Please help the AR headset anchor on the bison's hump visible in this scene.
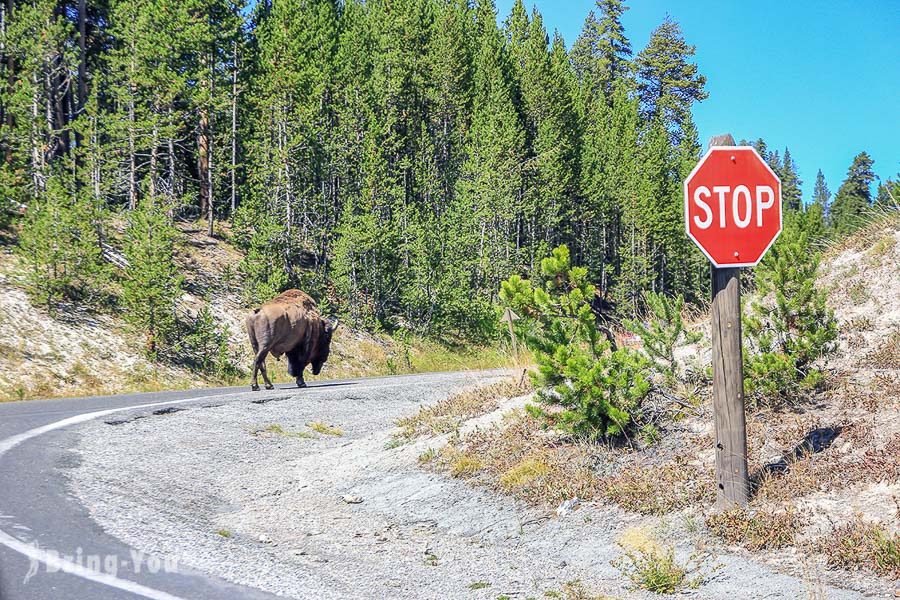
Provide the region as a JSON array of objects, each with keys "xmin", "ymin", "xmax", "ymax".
[{"xmin": 268, "ymin": 289, "xmax": 317, "ymax": 311}]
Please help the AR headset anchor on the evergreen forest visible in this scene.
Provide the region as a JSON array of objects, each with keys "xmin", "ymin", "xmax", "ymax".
[{"xmin": 1, "ymin": 0, "xmax": 895, "ymax": 345}]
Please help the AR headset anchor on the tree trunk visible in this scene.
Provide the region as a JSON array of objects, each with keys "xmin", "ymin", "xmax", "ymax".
[
  {"xmin": 90, "ymin": 115, "xmax": 100, "ymax": 202},
  {"xmin": 167, "ymin": 110, "xmax": 176, "ymax": 204},
  {"xmin": 206, "ymin": 53, "xmax": 214, "ymax": 237},
  {"xmin": 1, "ymin": 0, "xmax": 14, "ymax": 164},
  {"xmin": 149, "ymin": 121, "xmax": 158, "ymax": 197},
  {"xmin": 198, "ymin": 106, "xmax": 210, "ymax": 218},
  {"xmin": 77, "ymin": 0, "xmax": 86, "ymax": 109},
  {"xmin": 31, "ymin": 69, "xmax": 43, "ymax": 192},
  {"xmin": 128, "ymin": 85, "xmax": 137, "ymax": 209},
  {"xmin": 230, "ymin": 40, "xmax": 238, "ymax": 213}
]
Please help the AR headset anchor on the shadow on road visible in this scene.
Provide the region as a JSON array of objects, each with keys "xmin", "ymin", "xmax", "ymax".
[{"xmin": 277, "ymin": 382, "xmax": 359, "ymax": 391}]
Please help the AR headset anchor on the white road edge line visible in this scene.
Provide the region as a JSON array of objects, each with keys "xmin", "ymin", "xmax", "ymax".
[{"xmin": 0, "ymin": 391, "xmax": 253, "ymax": 600}]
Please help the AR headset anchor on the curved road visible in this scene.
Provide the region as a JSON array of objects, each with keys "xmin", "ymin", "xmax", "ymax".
[{"xmin": 0, "ymin": 374, "xmax": 458, "ymax": 600}]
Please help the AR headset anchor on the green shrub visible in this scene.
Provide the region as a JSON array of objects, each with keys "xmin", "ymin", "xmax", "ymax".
[
  {"xmin": 121, "ymin": 198, "xmax": 183, "ymax": 356},
  {"xmin": 744, "ymin": 215, "xmax": 837, "ymax": 406},
  {"xmin": 624, "ymin": 291, "xmax": 700, "ymax": 386},
  {"xmin": 18, "ymin": 174, "xmax": 109, "ymax": 311},
  {"xmin": 500, "ymin": 245, "xmax": 650, "ymax": 439},
  {"xmin": 180, "ymin": 304, "xmax": 242, "ymax": 378}
]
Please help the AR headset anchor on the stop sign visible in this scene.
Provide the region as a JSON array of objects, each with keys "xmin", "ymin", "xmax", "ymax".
[{"xmin": 684, "ymin": 147, "xmax": 782, "ymax": 267}]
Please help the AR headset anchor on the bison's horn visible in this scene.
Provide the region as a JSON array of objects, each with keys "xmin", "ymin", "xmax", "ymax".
[{"xmin": 325, "ymin": 316, "xmax": 340, "ymax": 332}]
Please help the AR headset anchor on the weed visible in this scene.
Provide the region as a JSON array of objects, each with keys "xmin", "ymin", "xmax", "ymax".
[
  {"xmin": 216, "ymin": 529, "xmax": 232, "ymax": 538},
  {"xmin": 846, "ymin": 315, "xmax": 874, "ymax": 332},
  {"xmin": 308, "ymin": 422, "xmax": 343, "ymax": 436},
  {"xmin": 418, "ymin": 448, "xmax": 437, "ymax": 464},
  {"xmin": 383, "ymin": 437, "xmax": 405, "ymax": 449},
  {"xmin": 499, "ymin": 457, "xmax": 550, "ymax": 490},
  {"xmin": 601, "ymin": 460, "xmax": 713, "ymax": 515},
  {"xmin": 556, "ymin": 580, "xmax": 616, "ymax": 599},
  {"xmin": 450, "ymin": 452, "xmax": 483, "ymax": 478},
  {"xmin": 705, "ymin": 507, "xmax": 802, "ymax": 551},
  {"xmin": 639, "ymin": 423, "xmax": 660, "ymax": 445},
  {"xmin": 435, "ymin": 411, "xmax": 601, "ymax": 505},
  {"xmin": 394, "ymin": 377, "xmax": 532, "ymax": 443},
  {"xmin": 260, "ymin": 423, "xmax": 314, "ymax": 439},
  {"xmin": 815, "ymin": 518, "xmax": 900, "ymax": 579},
  {"xmin": 468, "ymin": 581, "xmax": 491, "ymax": 590},
  {"xmin": 424, "ymin": 552, "xmax": 439, "ymax": 566},
  {"xmin": 846, "ymin": 280, "xmax": 869, "ymax": 304},
  {"xmin": 865, "ymin": 328, "xmax": 900, "ymax": 369},
  {"xmin": 613, "ymin": 527, "xmax": 703, "ymax": 594},
  {"xmin": 865, "ymin": 233, "xmax": 896, "ymax": 263}
]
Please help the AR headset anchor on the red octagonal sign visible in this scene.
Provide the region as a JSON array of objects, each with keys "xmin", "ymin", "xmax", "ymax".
[{"xmin": 684, "ymin": 146, "xmax": 782, "ymax": 267}]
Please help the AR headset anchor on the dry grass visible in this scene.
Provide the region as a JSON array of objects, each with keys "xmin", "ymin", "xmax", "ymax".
[
  {"xmin": 256, "ymin": 423, "xmax": 314, "ymax": 439},
  {"xmin": 864, "ymin": 231, "xmax": 897, "ymax": 265},
  {"xmin": 433, "ymin": 410, "xmax": 715, "ymax": 511},
  {"xmin": 813, "ymin": 518, "xmax": 900, "ymax": 580},
  {"xmin": 393, "ymin": 376, "xmax": 532, "ymax": 443},
  {"xmin": 447, "ymin": 450, "xmax": 483, "ymax": 478},
  {"xmin": 498, "ymin": 455, "xmax": 551, "ymax": 490},
  {"xmin": 308, "ymin": 421, "xmax": 343, "ymax": 436},
  {"xmin": 544, "ymin": 580, "xmax": 619, "ymax": 599},
  {"xmin": 824, "ymin": 209, "xmax": 900, "ymax": 257},
  {"xmin": 863, "ymin": 328, "xmax": 900, "ymax": 370},
  {"xmin": 705, "ymin": 507, "xmax": 803, "ymax": 551},
  {"xmin": 601, "ymin": 458, "xmax": 714, "ymax": 515},
  {"xmin": 432, "ymin": 411, "xmax": 602, "ymax": 505}
]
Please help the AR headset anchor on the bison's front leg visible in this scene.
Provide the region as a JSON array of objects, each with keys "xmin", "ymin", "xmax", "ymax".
[{"xmin": 296, "ymin": 363, "xmax": 307, "ymax": 388}]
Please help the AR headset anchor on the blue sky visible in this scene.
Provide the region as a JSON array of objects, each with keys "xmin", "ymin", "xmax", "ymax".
[{"xmin": 497, "ymin": 0, "xmax": 900, "ymax": 203}]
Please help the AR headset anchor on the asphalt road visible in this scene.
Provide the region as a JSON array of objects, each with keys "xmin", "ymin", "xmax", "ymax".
[{"xmin": 0, "ymin": 375, "xmax": 437, "ymax": 600}]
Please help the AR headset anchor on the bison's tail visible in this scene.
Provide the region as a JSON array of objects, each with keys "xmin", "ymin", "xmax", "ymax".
[{"xmin": 246, "ymin": 316, "xmax": 260, "ymax": 353}]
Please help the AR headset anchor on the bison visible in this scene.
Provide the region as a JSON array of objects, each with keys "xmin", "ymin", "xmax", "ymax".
[{"xmin": 245, "ymin": 289, "xmax": 338, "ymax": 391}]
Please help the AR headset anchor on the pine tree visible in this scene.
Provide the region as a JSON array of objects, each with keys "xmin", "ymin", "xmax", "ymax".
[
  {"xmin": 453, "ymin": 0, "xmax": 526, "ymax": 300},
  {"xmin": 623, "ymin": 291, "xmax": 699, "ymax": 386},
  {"xmin": 803, "ymin": 168, "xmax": 831, "ymax": 239},
  {"xmin": 121, "ymin": 198, "xmax": 183, "ymax": 356},
  {"xmin": 580, "ymin": 82, "xmax": 640, "ymax": 296},
  {"xmin": 830, "ymin": 151, "xmax": 876, "ymax": 233},
  {"xmin": 634, "ymin": 16, "xmax": 707, "ymax": 142},
  {"xmin": 239, "ymin": 0, "xmax": 339, "ymax": 299},
  {"xmin": 812, "ymin": 169, "xmax": 831, "ymax": 208},
  {"xmin": 500, "ymin": 245, "xmax": 651, "ymax": 439},
  {"xmin": 507, "ymin": 7, "xmax": 580, "ymax": 265},
  {"xmin": 875, "ymin": 176, "xmax": 899, "ymax": 209},
  {"xmin": 570, "ymin": 0, "xmax": 632, "ymax": 102},
  {"xmin": 744, "ymin": 213, "xmax": 837, "ymax": 405},
  {"xmin": 780, "ymin": 148, "xmax": 802, "ymax": 211},
  {"xmin": 18, "ymin": 172, "xmax": 108, "ymax": 310}
]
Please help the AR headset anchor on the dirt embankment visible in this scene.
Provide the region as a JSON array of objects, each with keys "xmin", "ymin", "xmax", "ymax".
[{"xmin": 0, "ymin": 223, "xmax": 509, "ymax": 401}]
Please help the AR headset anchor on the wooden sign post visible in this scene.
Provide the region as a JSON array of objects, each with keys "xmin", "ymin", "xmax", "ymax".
[{"xmin": 684, "ymin": 133, "xmax": 783, "ymax": 509}]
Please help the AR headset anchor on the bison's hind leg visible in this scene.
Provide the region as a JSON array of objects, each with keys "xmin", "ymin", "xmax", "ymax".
[
  {"xmin": 251, "ymin": 349, "xmax": 274, "ymax": 391},
  {"xmin": 260, "ymin": 359, "xmax": 274, "ymax": 390}
]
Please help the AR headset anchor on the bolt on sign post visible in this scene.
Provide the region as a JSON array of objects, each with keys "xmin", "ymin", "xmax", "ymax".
[{"xmin": 684, "ymin": 134, "xmax": 782, "ymax": 509}]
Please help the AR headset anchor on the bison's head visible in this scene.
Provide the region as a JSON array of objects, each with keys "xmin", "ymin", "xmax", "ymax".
[{"xmin": 311, "ymin": 317, "xmax": 339, "ymax": 375}]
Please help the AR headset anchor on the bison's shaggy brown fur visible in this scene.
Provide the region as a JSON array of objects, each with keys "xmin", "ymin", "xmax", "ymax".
[{"xmin": 245, "ymin": 289, "xmax": 337, "ymax": 390}]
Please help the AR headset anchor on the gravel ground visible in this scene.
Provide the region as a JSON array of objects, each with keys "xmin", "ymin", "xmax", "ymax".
[{"xmin": 69, "ymin": 371, "xmax": 874, "ymax": 599}]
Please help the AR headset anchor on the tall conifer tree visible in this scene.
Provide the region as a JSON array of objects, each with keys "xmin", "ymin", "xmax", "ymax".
[{"xmin": 830, "ymin": 151, "xmax": 875, "ymax": 233}]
